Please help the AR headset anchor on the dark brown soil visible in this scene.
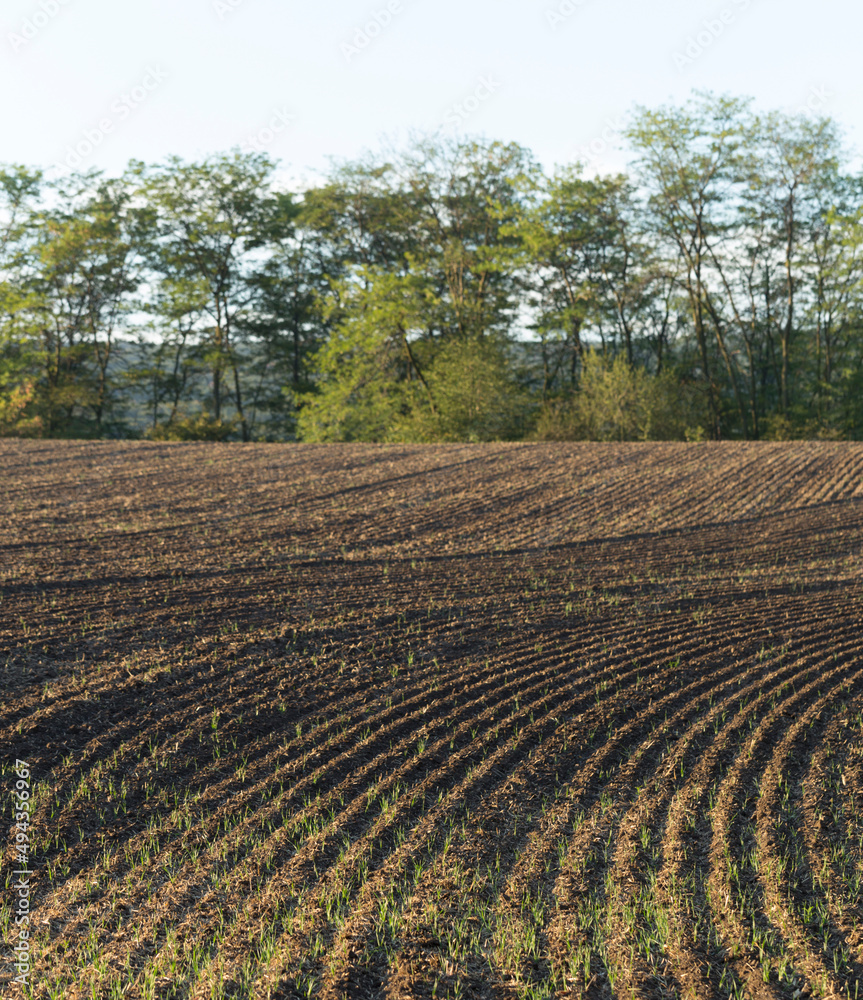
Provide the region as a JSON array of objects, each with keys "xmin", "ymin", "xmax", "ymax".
[{"xmin": 2, "ymin": 440, "xmax": 862, "ymax": 999}]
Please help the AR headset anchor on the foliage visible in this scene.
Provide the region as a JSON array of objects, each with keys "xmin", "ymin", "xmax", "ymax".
[
  {"xmin": 296, "ymin": 269, "xmax": 432, "ymax": 443},
  {"xmin": 2, "ymin": 102, "xmax": 863, "ymax": 442},
  {"xmin": 0, "ymin": 379, "xmax": 42, "ymax": 436},
  {"xmin": 298, "ymin": 137, "xmax": 537, "ymax": 442},
  {"xmin": 145, "ymin": 411, "xmax": 238, "ymax": 442},
  {"xmin": 535, "ymin": 351, "xmax": 708, "ymax": 441},
  {"xmin": 132, "ymin": 153, "xmax": 287, "ymax": 441},
  {"xmin": 397, "ymin": 337, "xmax": 529, "ymax": 442}
]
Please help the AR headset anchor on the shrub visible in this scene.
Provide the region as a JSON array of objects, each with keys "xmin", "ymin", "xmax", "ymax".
[
  {"xmin": 398, "ymin": 338, "xmax": 528, "ymax": 442},
  {"xmin": 534, "ymin": 351, "xmax": 708, "ymax": 441},
  {"xmin": 145, "ymin": 412, "xmax": 238, "ymax": 442},
  {"xmin": 0, "ymin": 381, "xmax": 43, "ymax": 438}
]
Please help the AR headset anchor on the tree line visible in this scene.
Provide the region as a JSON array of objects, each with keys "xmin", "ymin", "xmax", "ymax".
[{"xmin": 2, "ymin": 92, "xmax": 862, "ymax": 443}]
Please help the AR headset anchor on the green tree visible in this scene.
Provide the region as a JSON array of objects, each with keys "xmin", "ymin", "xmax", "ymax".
[
  {"xmin": 2, "ymin": 98, "xmax": 862, "ymax": 443},
  {"xmin": 403, "ymin": 337, "xmax": 527, "ymax": 442},
  {"xmin": 627, "ymin": 92, "xmax": 752, "ymax": 437},
  {"xmin": 0, "ymin": 165, "xmax": 43, "ymax": 435},
  {"xmin": 515, "ymin": 168, "xmax": 675, "ymax": 398},
  {"xmin": 133, "ymin": 152, "xmax": 284, "ymax": 440},
  {"xmin": 1, "ymin": 172, "xmax": 140, "ymax": 436},
  {"xmin": 299, "ymin": 137, "xmax": 536, "ymax": 441},
  {"xmin": 536, "ymin": 351, "xmax": 708, "ymax": 441},
  {"xmin": 244, "ymin": 191, "xmax": 342, "ymax": 438},
  {"xmin": 298, "ymin": 269, "xmax": 434, "ymax": 442}
]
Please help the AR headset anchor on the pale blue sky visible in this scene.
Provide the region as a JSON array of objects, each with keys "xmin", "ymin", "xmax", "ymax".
[{"xmin": 2, "ymin": 0, "xmax": 859, "ymax": 186}]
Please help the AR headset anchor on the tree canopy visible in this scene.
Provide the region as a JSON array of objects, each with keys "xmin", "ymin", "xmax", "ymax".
[{"xmin": 2, "ymin": 93, "xmax": 862, "ymax": 442}]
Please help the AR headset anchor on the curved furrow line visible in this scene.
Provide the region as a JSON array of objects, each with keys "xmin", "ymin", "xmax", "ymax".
[
  {"xmin": 24, "ymin": 697, "xmax": 245, "ymax": 865},
  {"xmin": 29, "ymin": 629, "xmax": 555, "ymax": 886},
  {"xmin": 803, "ymin": 456, "xmax": 846, "ymax": 505},
  {"xmin": 753, "ymin": 675, "xmax": 863, "ymax": 997},
  {"xmin": 465, "ymin": 473, "xmax": 655, "ymax": 548},
  {"xmin": 9, "ymin": 442, "xmax": 863, "ymax": 998},
  {"xmin": 599, "ymin": 651, "xmax": 810, "ymax": 998},
  {"xmin": 636, "ymin": 472, "xmax": 726, "ymax": 532},
  {"xmin": 30, "ymin": 664, "xmax": 509, "ymax": 972},
  {"xmin": 262, "ymin": 737, "xmax": 552, "ymax": 997},
  {"xmin": 796, "ymin": 700, "xmax": 863, "ymax": 975},
  {"xmin": 34, "ymin": 674, "xmax": 506, "ymax": 978},
  {"xmin": 650, "ymin": 641, "xmax": 863, "ymax": 999},
  {"xmin": 804, "ymin": 448, "xmax": 863, "ymax": 504},
  {"xmin": 293, "ymin": 456, "xmax": 487, "ymax": 515},
  {"xmin": 732, "ymin": 447, "xmax": 836, "ymax": 518},
  {"xmin": 19, "ymin": 678, "xmax": 244, "ymax": 808},
  {"xmin": 547, "ymin": 644, "xmax": 826, "ymax": 998},
  {"xmin": 166, "ymin": 644, "xmax": 686, "ymax": 994},
  {"xmin": 774, "ymin": 448, "xmax": 842, "ymax": 507},
  {"xmin": 323, "ymin": 649, "xmax": 716, "ymax": 997},
  {"xmin": 183, "ymin": 672, "xmax": 614, "ymax": 995},
  {"xmin": 660, "ymin": 447, "xmax": 787, "ymax": 527},
  {"xmin": 387, "ymin": 685, "xmax": 690, "ymax": 995},
  {"xmin": 802, "ymin": 449, "xmax": 854, "ymax": 502},
  {"xmin": 202, "ymin": 631, "xmax": 751, "ymax": 996},
  {"xmin": 107, "ymin": 648, "xmax": 635, "ymax": 991},
  {"xmin": 476, "ymin": 646, "xmax": 804, "ymax": 994},
  {"xmin": 827, "ymin": 707, "xmax": 863, "ymax": 936},
  {"xmin": 706, "ymin": 654, "xmax": 863, "ymax": 999},
  {"xmin": 22, "ymin": 653, "xmax": 331, "ymax": 829},
  {"xmin": 333, "ymin": 469, "xmax": 559, "ymax": 551},
  {"xmin": 619, "ymin": 635, "xmax": 863, "ymax": 999},
  {"xmin": 733, "ymin": 446, "xmax": 818, "ymax": 511}
]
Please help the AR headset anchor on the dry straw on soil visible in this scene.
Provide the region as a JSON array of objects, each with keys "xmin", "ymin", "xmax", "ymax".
[{"xmin": 2, "ymin": 440, "xmax": 863, "ymax": 999}]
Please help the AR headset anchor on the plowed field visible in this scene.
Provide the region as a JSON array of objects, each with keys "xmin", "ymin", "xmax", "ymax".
[{"xmin": 2, "ymin": 440, "xmax": 863, "ymax": 1000}]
